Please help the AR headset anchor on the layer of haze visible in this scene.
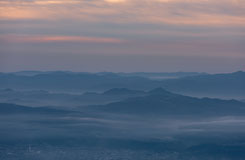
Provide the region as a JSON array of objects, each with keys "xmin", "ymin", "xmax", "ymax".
[{"xmin": 0, "ymin": 0, "xmax": 245, "ymax": 72}]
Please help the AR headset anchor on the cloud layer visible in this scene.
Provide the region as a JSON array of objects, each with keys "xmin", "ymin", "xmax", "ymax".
[
  {"xmin": 0, "ymin": 0, "xmax": 244, "ymax": 72},
  {"xmin": 1, "ymin": 0, "xmax": 244, "ymax": 26}
]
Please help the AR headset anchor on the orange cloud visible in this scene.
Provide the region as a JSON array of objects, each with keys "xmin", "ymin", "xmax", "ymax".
[
  {"xmin": 0, "ymin": 34, "xmax": 123, "ymax": 44},
  {"xmin": 105, "ymin": 0, "xmax": 126, "ymax": 3}
]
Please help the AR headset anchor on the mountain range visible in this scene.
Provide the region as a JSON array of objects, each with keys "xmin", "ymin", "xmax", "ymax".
[
  {"xmin": 1, "ymin": 86, "xmax": 245, "ymax": 160},
  {"xmin": 84, "ymin": 88, "xmax": 245, "ymax": 117},
  {"xmin": 0, "ymin": 71, "xmax": 244, "ymax": 99}
]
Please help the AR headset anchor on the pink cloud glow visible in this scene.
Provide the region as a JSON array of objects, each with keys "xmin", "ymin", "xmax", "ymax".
[{"xmin": 0, "ymin": 34, "xmax": 123, "ymax": 44}]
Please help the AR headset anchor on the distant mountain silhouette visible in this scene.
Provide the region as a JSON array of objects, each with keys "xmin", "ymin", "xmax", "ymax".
[
  {"xmin": 0, "ymin": 71, "xmax": 244, "ymax": 98},
  {"xmin": 11, "ymin": 71, "xmax": 206, "ymax": 79},
  {"xmin": 0, "ymin": 103, "xmax": 69, "ymax": 114},
  {"xmin": 0, "ymin": 88, "xmax": 146, "ymax": 107},
  {"xmin": 160, "ymin": 71, "xmax": 245, "ymax": 98},
  {"xmin": 115, "ymin": 72, "xmax": 207, "ymax": 80},
  {"xmin": 0, "ymin": 72, "xmax": 152, "ymax": 91},
  {"xmin": 90, "ymin": 88, "xmax": 245, "ymax": 116}
]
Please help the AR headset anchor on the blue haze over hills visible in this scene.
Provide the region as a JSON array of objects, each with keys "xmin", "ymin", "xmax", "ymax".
[
  {"xmin": 0, "ymin": 71, "xmax": 244, "ymax": 99},
  {"xmin": 0, "ymin": 71, "xmax": 245, "ymax": 160}
]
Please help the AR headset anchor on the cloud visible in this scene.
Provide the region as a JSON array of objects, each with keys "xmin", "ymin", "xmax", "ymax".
[
  {"xmin": 0, "ymin": 0, "xmax": 244, "ymax": 26},
  {"xmin": 105, "ymin": 0, "xmax": 126, "ymax": 3},
  {"xmin": 0, "ymin": 34, "xmax": 124, "ymax": 44},
  {"xmin": 178, "ymin": 116, "xmax": 245, "ymax": 133},
  {"xmin": 0, "ymin": 0, "xmax": 244, "ymax": 73},
  {"xmin": 34, "ymin": 0, "xmax": 80, "ymax": 5}
]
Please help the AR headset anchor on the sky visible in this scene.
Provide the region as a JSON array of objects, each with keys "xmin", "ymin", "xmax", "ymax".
[{"xmin": 0, "ymin": 0, "xmax": 244, "ymax": 73}]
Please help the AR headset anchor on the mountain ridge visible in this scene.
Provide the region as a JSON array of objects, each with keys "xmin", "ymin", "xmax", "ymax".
[{"xmin": 88, "ymin": 88, "xmax": 245, "ymax": 116}]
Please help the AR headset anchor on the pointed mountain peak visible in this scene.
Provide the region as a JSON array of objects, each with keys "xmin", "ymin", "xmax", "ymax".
[{"xmin": 233, "ymin": 71, "xmax": 245, "ymax": 75}]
